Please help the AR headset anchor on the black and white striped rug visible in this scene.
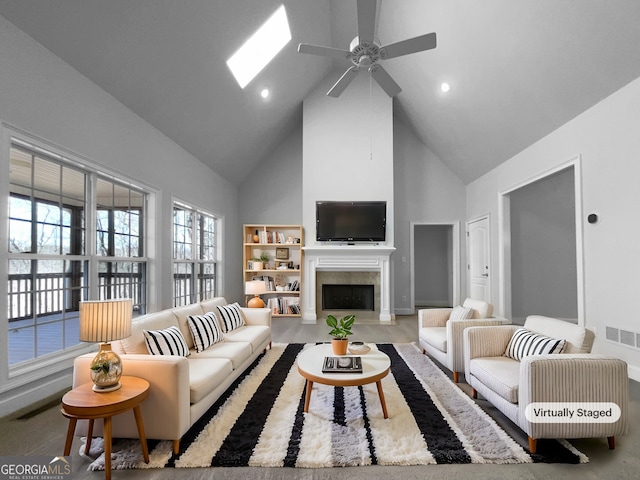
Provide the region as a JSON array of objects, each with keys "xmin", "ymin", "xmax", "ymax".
[{"xmin": 82, "ymin": 343, "xmax": 587, "ymax": 470}]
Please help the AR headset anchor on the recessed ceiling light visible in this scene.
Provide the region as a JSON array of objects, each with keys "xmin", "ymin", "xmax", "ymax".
[
  {"xmin": 440, "ymin": 82, "xmax": 451, "ymax": 93},
  {"xmin": 226, "ymin": 5, "xmax": 291, "ymax": 89},
  {"xmin": 260, "ymin": 88, "xmax": 270, "ymax": 99}
]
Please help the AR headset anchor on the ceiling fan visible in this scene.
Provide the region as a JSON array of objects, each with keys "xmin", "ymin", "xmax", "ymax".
[{"xmin": 298, "ymin": 0, "xmax": 437, "ymax": 98}]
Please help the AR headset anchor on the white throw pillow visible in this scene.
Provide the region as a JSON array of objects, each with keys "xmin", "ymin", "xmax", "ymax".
[
  {"xmin": 449, "ymin": 305, "xmax": 473, "ymax": 321},
  {"xmin": 215, "ymin": 302, "xmax": 245, "ymax": 332},
  {"xmin": 187, "ymin": 312, "xmax": 223, "ymax": 353},
  {"xmin": 143, "ymin": 326, "xmax": 190, "ymax": 357},
  {"xmin": 504, "ymin": 327, "xmax": 566, "ymax": 361}
]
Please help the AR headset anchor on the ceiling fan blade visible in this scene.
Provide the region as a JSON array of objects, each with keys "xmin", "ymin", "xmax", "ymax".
[
  {"xmin": 369, "ymin": 64, "xmax": 401, "ymax": 97},
  {"xmin": 327, "ymin": 66, "xmax": 359, "ymax": 97},
  {"xmin": 357, "ymin": 0, "xmax": 377, "ymax": 44},
  {"xmin": 380, "ymin": 32, "xmax": 437, "ymax": 60},
  {"xmin": 298, "ymin": 43, "xmax": 351, "ymax": 61}
]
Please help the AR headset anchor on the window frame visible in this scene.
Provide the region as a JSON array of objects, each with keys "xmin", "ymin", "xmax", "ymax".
[
  {"xmin": 172, "ymin": 199, "xmax": 222, "ymax": 307},
  {"xmin": 1, "ymin": 125, "xmax": 155, "ymax": 390}
]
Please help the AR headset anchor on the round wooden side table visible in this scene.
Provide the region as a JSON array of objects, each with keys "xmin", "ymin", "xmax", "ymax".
[{"xmin": 61, "ymin": 376, "xmax": 150, "ymax": 480}]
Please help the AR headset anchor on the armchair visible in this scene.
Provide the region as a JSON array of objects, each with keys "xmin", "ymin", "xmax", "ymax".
[
  {"xmin": 418, "ymin": 298, "xmax": 508, "ymax": 382},
  {"xmin": 463, "ymin": 315, "xmax": 628, "ymax": 453}
]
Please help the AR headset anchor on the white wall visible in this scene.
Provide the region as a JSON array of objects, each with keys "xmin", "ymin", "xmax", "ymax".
[
  {"xmin": 467, "ymin": 75, "xmax": 640, "ymax": 380},
  {"xmin": 0, "ymin": 15, "xmax": 240, "ymax": 416},
  {"xmin": 302, "ymin": 71, "xmax": 394, "ymax": 247},
  {"xmin": 393, "ymin": 120, "xmax": 467, "ymax": 313},
  {"xmin": 239, "ymin": 124, "xmax": 302, "ymax": 226}
]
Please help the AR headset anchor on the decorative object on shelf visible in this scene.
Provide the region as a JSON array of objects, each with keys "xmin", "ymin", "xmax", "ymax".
[
  {"xmin": 79, "ymin": 298, "xmax": 133, "ymax": 392},
  {"xmin": 250, "ymin": 251, "xmax": 270, "ymax": 271},
  {"xmin": 276, "ymin": 247, "xmax": 289, "ymax": 260},
  {"xmin": 348, "ymin": 341, "xmax": 371, "ymax": 355},
  {"xmin": 246, "ymin": 280, "xmax": 267, "ymax": 308},
  {"xmin": 326, "ymin": 314, "xmax": 355, "ymax": 355},
  {"xmin": 253, "ymin": 229, "xmax": 260, "ymax": 243}
]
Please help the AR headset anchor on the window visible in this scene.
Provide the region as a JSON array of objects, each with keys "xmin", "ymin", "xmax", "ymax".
[
  {"xmin": 7, "ymin": 142, "xmax": 148, "ymax": 368},
  {"xmin": 173, "ymin": 202, "xmax": 218, "ymax": 306}
]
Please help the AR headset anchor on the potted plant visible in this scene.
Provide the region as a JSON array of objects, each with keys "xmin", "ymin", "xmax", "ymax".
[
  {"xmin": 250, "ymin": 251, "xmax": 270, "ymax": 271},
  {"xmin": 326, "ymin": 314, "xmax": 355, "ymax": 355}
]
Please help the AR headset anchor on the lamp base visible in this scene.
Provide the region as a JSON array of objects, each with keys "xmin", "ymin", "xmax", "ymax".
[
  {"xmin": 247, "ymin": 295, "xmax": 265, "ymax": 308},
  {"xmin": 92, "ymin": 382, "xmax": 122, "ymax": 393},
  {"xmin": 89, "ymin": 343, "xmax": 123, "ymax": 393}
]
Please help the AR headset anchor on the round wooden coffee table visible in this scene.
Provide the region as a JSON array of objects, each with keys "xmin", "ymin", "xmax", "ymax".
[
  {"xmin": 297, "ymin": 343, "xmax": 391, "ymax": 418},
  {"xmin": 61, "ymin": 376, "xmax": 150, "ymax": 480}
]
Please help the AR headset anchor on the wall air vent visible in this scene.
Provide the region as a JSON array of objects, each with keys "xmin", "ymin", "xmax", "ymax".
[{"xmin": 605, "ymin": 325, "xmax": 639, "ymax": 350}]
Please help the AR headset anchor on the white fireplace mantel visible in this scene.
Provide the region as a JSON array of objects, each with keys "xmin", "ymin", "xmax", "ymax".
[{"xmin": 301, "ymin": 245, "xmax": 396, "ymax": 323}]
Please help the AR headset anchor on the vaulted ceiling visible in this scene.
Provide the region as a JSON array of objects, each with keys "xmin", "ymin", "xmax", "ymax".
[{"xmin": 2, "ymin": 0, "xmax": 640, "ymax": 185}]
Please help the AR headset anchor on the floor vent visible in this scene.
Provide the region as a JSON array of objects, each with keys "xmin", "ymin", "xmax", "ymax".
[{"xmin": 605, "ymin": 325, "xmax": 639, "ymax": 350}]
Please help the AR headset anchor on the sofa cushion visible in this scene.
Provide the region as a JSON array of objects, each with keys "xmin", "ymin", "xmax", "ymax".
[
  {"xmin": 190, "ymin": 341, "xmax": 253, "ymax": 369},
  {"xmin": 117, "ymin": 310, "xmax": 178, "ymax": 354},
  {"xmin": 504, "ymin": 327, "xmax": 566, "ymax": 361},
  {"xmin": 419, "ymin": 326, "xmax": 447, "ymax": 352},
  {"xmin": 143, "ymin": 326, "xmax": 190, "ymax": 357},
  {"xmin": 462, "ymin": 298, "xmax": 493, "ymax": 319},
  {"xmin": 470, "ymin": 356, "xmax": 521, "ymax": 404},
  {"xmin": 171, "ymin": 303, "xmax": 205, "ymax": 350},
  {"xmin": 449, "ymin": 305, "xmax": 473, "ymax": 321},
  {"xmin": 188, "ymin": 358, "xmax": 234, "ymax": 404},
  {"xmin": 223, "ymin": 325, "xmax": 271, "ymax": 352},
  {"xmin": 187, "ymin": 312, "xmax": 224, "ymax": 353},
  {"xmin": 199, "ymin": 297, "xmax": 228, "ymax": 312},
  {"xmin": 215, "ymin": 303, "xmax": 245, "ymax": 332}
]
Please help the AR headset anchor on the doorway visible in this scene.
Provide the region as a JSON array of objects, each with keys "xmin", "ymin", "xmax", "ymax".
[
  {"xmin": 499, "ymin": 159, "xmax": 584, "ymax": 324},
  {"xmin": 411, "ymin": 222, "xmax": 460, "ymax": 311},
  {"xmin": 467, "ymin": 215, "xmax": 491, "ymax": 304}
]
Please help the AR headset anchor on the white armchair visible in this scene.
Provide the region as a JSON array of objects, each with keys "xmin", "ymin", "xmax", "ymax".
[
  {"xmin": 463, "ymin": 315, "xmax": 628, "ymax": 453},
  {"xmin": 418, "ymin": 298, "xmax": 508, "ymax": 382}
]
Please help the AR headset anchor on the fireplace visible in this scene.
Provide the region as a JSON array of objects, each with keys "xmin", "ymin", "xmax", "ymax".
[
  {"xmin": 322, "ymin": 284, "xmax": 375, "ymax": 311},
  {"xmin": 301, "ymin": 245, "xmax": 395, "ymax": 323}
]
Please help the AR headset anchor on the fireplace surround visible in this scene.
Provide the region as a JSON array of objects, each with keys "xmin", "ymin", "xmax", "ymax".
[{"xmin": 302, "ymin": 245, "xmax": 395, "ymax": 323}]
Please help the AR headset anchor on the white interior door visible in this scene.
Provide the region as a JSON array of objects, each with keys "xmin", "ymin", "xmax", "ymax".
[{"xmin": 468, "ymin": 216, "xmax": 491, "ymax": 303}]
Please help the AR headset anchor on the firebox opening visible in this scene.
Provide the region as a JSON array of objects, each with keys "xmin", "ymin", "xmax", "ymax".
[{"xmin": 322, "ymin": 284, "xmax": 375, "ymax": 311}]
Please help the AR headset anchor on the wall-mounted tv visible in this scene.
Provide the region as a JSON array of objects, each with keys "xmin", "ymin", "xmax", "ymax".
[{"xmin": 316, "ymin": 201, "xmax": 386, "ymax": 242}]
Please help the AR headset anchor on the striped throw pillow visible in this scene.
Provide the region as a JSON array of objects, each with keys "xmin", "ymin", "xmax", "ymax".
[
  {"xmin": 449, "ymin": 305, "xmax": 473, "ymax": 321},
  {"xmin": 143, "ymin": 326, "xmax": 190, "ymax": 357},
  {"xmin": 216, "ymin": 302, "xmax": 245, "ymax": 332},
  {"xmin": 504, "ymin": 328, "xmax": 566, "ymax": 361},
  {"xmin": 187, "ymin": 312, "xmax": 223, "ymax": 353}
]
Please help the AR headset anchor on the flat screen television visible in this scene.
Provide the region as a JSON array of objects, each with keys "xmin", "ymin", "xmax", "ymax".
[{"xmin": 316, "ymin": 201, "xmax": 386, "ymax": 242}]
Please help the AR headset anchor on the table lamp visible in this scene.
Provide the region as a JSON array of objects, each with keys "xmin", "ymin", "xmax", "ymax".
[
  {"xmin": 245, "ymin": 280, "xmax": 267, "ymax": 308},
  {"xmin": 79, "ymin": 299, "xmax": 132, "ymax": 392}
]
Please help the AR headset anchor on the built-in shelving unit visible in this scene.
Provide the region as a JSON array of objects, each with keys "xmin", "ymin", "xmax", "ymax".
[{"xmin": 243, "ymin": 224, "xmax": 303, "ymax": 317}]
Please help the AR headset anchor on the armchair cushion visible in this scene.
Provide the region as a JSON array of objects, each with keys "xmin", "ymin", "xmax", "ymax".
[
  {"xmin": 469, "ymin": 356, "xmax": 520, "ymax": 403},
  {"xmin": 420, "ymin": 326, "xmax": 447, "ymax": 351},
  {"xmin": 504, "ymin": 328, "xmax": 566, "ymax": 361}
]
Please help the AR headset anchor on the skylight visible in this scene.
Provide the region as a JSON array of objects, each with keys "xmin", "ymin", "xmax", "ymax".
[{"xmin": 226, "ymin": 5, "xmax": 291, "ymax": 89}]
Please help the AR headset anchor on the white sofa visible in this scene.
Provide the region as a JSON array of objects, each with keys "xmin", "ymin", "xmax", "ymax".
[
  {"xmin": 418, "ymin": 298, "xmax": 509, "ymax": 382},
  {"xmin": 464, "ymin": 315, "xmax": 628, "ymax": 453},
  {"xmin": 72, "ymin": 297, "xmax": 271, "ymax": 454}
]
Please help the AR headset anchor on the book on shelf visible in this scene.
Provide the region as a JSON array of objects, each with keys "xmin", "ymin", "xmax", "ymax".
[
  {"xmin": 252, "ymin": 275, "xmax": 274, "ymax": 291},
  {"xmin": 322, "ymin": 356, "xmax": 363, "ymax": 373},
  {"xmin": 267, "ymin": 296, "xmax": 300, "ymax": 315}
]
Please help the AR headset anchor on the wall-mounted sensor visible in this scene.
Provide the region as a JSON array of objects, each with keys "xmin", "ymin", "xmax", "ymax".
[{"xmin": 587, "ymin": 213, "xmax": 598, "ymax": 224}]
